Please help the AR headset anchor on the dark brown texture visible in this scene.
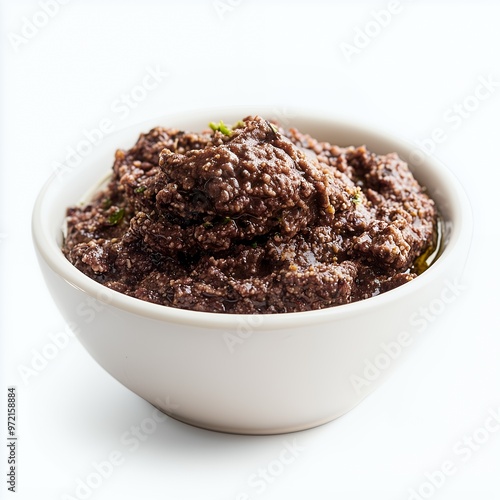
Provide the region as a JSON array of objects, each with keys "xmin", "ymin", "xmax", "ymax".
[{"xmin": 63, "ymin": 116, "xmax": 437, "ymax": 313}]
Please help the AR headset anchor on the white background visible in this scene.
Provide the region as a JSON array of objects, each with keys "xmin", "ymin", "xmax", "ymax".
[{"xmin": 1, "ymin": 1, "xmax": 500, "ymax": 499}]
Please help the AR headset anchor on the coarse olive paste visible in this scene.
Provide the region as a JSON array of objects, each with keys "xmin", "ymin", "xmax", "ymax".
[{"xmin": 62, "ymin": 116, "xmax": 438, "ymax": 313}]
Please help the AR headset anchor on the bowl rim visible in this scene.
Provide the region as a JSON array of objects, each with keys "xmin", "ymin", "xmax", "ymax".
[{"xmin": 32, "ymin": 106, "xmax": 473, "ymax": 331}]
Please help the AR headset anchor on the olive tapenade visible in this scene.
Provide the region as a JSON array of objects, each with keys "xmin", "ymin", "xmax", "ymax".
[{"xmin": 62, "ymin": 116, "xmax": 438, "ymax": 314}]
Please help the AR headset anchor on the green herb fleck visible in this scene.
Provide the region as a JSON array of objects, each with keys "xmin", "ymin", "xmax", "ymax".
[
  {"xmin": 233, "ymin": 120, "xmax": 245, "ymax": 129},
  {"xmin": 223, "ymin": 216, "xmax": 232, "ymax": 224},
  {"xmin": 135, "ymin": 185, "xmax": 146, "ymax": 194},
  {"xmin": 351, "ymin": 193, "xmax": 362, "ymax": 205},
  {"xmin": 209, "ymin": 120, "xmax": 233, "ymax": 136},
  {"xmin": 108, "ymin": 208, "xmax": 125, "ymax": 225},
  {"xmin": 203, "ymin": 221, "xmax": 213, "ymax": 229},
  {"xmin": 267, "ymin": 121, "xmax": 279, "ymax": 134},
  {"xmin": 251, "ymin": 241, "xmax": 258, "ymax": 249}
]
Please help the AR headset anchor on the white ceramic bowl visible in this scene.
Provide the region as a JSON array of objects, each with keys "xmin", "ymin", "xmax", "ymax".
[{"xmin": 32, "ymin": 107, "xmax": 472, "ymax": 434}]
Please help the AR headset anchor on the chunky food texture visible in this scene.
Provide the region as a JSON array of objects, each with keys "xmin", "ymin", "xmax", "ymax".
[{"xmin": 63, "ymin": 116, "xmax": 438, "ymax": 313}]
